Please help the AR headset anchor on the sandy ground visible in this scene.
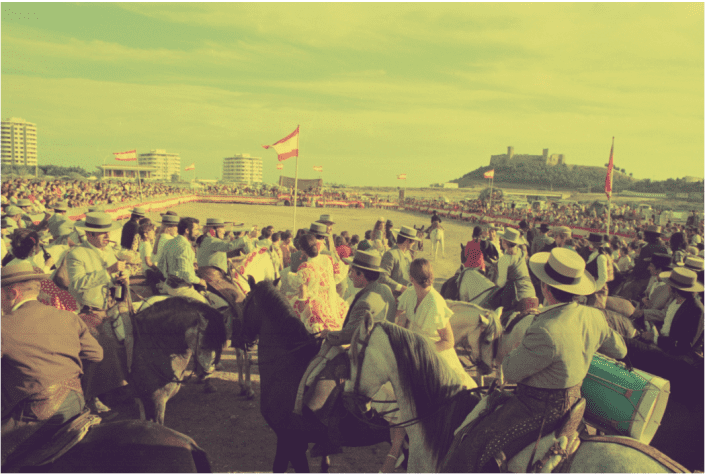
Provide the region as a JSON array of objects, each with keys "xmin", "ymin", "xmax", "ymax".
[{"xmin": 112, "ymin": 201, "xmax": 467, "ymax": 473}]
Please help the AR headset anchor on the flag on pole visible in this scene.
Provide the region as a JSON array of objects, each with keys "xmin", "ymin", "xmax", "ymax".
[
  {"xmin": 276, "ymin": 163, "xmax": 284, "ymax": 170},
  {"xmin": 262, "ymin": 126, "xmax": 299, "ymax": 162},
  {"xmin": 483, "ymin": 169, "xmax": 495, "ymax": 179},
  {"xmin": 605, "ymin": 137, "xmax": 615, "ymax": 199},
  {"xmin": 313, "ymin": 166, "xmax": 323, "ymax": 172},
  {"xmin": 113, "ymin": 149, "xmax": 137, "ymax": 161},
  {"xmin": 185, "ymin": 163, "xmax": 195, "ymax": 171},
  {"xmin": 397, "ymin": 174, "xmax": 407, "ymax": 180}
]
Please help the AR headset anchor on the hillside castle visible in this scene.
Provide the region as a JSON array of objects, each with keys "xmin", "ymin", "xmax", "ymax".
[{"xmin": 490, "ymin": 146, "xmax": 565, "ymax": 168}]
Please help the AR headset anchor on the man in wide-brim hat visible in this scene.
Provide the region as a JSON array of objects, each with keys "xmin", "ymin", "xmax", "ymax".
[
  {"xmin": 621, "ymin": 224, "xmax": 668, "ymax": 301},
  {"xmin": 65, "ymin": 212, "xmax": 129, "ymax": 414},
  {"xmin": 494, "ymin": 227, "xmax": 537, "ymax": 313},
  {"xmin": 378, "ymin": 225, "xmax": 421, "ymax": 296},
  {"xmin": 196, "ymin": 217, "xmax": 256, "ymax": 275},
  {"xmin": 442, "ymin": 247, "xmax": 627, "ymax": 473},
  {"xmin": 120, "ymin": 206, "xmax": 146, "ymax": 250},
  {"xmin": 1, "ymin": 260, "xmax": 103, "ymax": 460}
]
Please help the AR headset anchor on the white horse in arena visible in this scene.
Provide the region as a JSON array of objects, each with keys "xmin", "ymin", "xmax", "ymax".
[{"xmin": 430, "ymin": 224, "xmax": 445, "ymax": 259}]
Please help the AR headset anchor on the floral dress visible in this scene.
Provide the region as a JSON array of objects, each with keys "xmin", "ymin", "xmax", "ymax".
[
  {"xmin": 398, "ymin": 288, "xmax": 474, "ymax": 389},
  {"xmin": 286, "ymin": 254, "xmax": 349, "ymax": 334}
]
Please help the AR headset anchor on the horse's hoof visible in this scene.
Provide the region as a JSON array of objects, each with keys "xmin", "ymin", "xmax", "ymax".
[{"xmin": 203, "ymin": 380, "xmax": 217, "ymax": 393}]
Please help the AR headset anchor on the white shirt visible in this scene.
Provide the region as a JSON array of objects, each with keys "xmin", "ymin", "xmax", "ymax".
[
  {"xmin": 139, "ymin": 240, "xmax": 154, "ymax": 273},
  {"xmin": 660, "ymin": 298, "xmax": 683, "ymax": 338}
]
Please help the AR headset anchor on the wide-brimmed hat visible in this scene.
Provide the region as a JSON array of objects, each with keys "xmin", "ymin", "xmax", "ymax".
[
  {"xmin": 344, "ymin": 250, "xmax": 386, "ymax": 273},
  {"xmin": 16, "ymin": 199, "xmax": 32, "ymax": 207},
  {"xmin": 644, "ymin": 225, "xmax": 662, "ymax": 235},
  {"xmin": 671, "ymin": 256, "xmax": 705, "ymax": 273},
  {"xmin": 87, "ymin": 205, "xmax": 104, "ymax": 212},
  {"xmin": 52, "ymin": 201, "xmax": 69, "ymax": 211},
  {"xmin": 2, "ymin": 261, "xmax": 49, "ymax": 287},
  {"xmin": 587, "ymin": 233, "xmax": 604, "ymax": 244},
  {"xmin": 658, "ymin": 267, "xmax": 704, "ymax": 293},
  {"xmin": 498, "ymin": 227, "xmax": 526, "ymax": 246},
  {"xmin": 539, "ymin": 223, "xmax": 551, "ymax": 233},
  {"xmin": 73, "ymin": 212, "xmax": 121, "ymax": 232},
  {"xmin": 529, "ymin": 248, "xmax": 596, "ymax": 296},
  {"xmin": 130, "ymin": 206, "xmax": 146, "ymax": 217},
  {"xmin": 161, "ymin": 214, "xmax": 179, "ymax": 225},
  {"xmin": 309, "ymin": 222, "xmax": 329, "ymax": 237},
  {"xmin": 645, "ymin": 253, "xmax": 672, "ymax": 269},
  {"xmin": 4, "ymin": 205, "xmax": 21, "ymax": 216},
  {"xmin": 316, "ymin": 214, "xmax": 335, "ymax": 225},
  {"xmin": 553, "ymin": 226, "xmax": 572, "ymax": 237},
  {"xmin": 206, "ymin": 218, "xmax": 226, "ymax": 227},
  {"xmin": 396, "ymin": 225, "xmax": 421, "ymax": 241}
]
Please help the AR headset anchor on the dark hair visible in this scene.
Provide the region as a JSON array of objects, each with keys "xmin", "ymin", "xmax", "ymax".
[
  {"xmin": 472, "ymin": 226, "xmax": 482, "ymax": 239},
  {"xmin": 261, "ymin": 227, "xmax": 272, "ymax": 239},
  {"xmin": 178, "ymin": 217, "xmax": 199, "ymax": 235},
  {"xmin": 364, "ymin": 230, "xmax": 372, "ymax": 240},
  {"xmin": 544, "ymin": 283, "xmax": 576, "ymax": 303},
  {"xmin": 281, "ymin": 230, "xmax": 292, "ymax": 242},
  {"xmin": 409, "ymin": 258, "xmax": 433, "ymax": 288},
  {"xmin": 335, "ymin": 236, "xmax": 344, "ymax": 247},
  {"xmin": 355, "ymin": 266, "xmax": 381, "ymax": 282},
  {"xmin": 300, "ymin": 234, "xmax": 319, "ymax": 258},
  {"xmin": 643, "ymin": 231, "xmax": 660, "ymax": 244},
  {"xmin": 397, "ymin": 234, "xmax": 408, "ymax": 245},
  {"xmin": 195, "ymin": 234, "xmax": 206, "ymax": 247},
  {"xmin": 271, "ymin": 232, "xmax": 281, "ymax": 243},
  {"xmin": 138, "ymin": 222, "xmax": 155, "ymax": 239},
  {"xmin": 350, "ymin": 234, "xmax": 360, "ymax": 245},
  {"xmin": 138, "ymin": 217, "xmax": 152, "ymax": 226},
  {"xmin": 629, "ymin": 241, "xmax": 640, "ymax": 250},
  {"xmin": 11, "ymin": 229, "xmax": 39, "ymax": 260},
  {"xmin": 670, "ymin": 232, "xmax": 687, "ymax": 253}
]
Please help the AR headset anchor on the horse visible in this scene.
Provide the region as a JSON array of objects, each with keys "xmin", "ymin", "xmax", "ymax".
[
  {"xmin": 4, "ymin": 419, "xmax": 212, "ymax": 472},
  {"xmin": 232, "ymin": 278, "xmax": 390, "ymax": 473},
  {"xmin": 453, "ymin": 306, "xmax": 701, "ymax": 471},
  {"xmin": 231, "ymin": 247, "xmax": 279, "ymax": 285},
  {"xmin": 430, "ymin": 225, "xmax": 445, "ymax": 259},
  {"xmin": 412, "ymin": 225, "xmax": 426, "ymax": 252},
  {"xmin": 129, "ymin": 297, "xmax": 228, "ymax": 425},
  {"xmin": 345, "ymin": 317, "xmax": 690, "ymax": 473},
  {"xmin": 440, "ymin": 267, "xmax": 500, "ymax": 308}
]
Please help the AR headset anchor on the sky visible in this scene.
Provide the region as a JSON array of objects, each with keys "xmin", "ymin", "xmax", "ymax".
[{"xmin": 2, "ymin": 2, "xmax": 703, "ymax": 187}]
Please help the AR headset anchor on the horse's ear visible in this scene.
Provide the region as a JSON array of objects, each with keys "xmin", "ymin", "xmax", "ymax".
[
  {"xmin": 247, "ymin": 275, "xmax": 257, "ymax": 289},
  {"xmin": 273, "ymin": 277, "xmax": 281, "ymax": 287},
  {"xmin": 479, "ymin": 312, "xmax": 490, "ymax": 328}
]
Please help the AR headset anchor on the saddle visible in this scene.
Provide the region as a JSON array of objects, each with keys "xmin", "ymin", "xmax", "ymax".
[
  {"xmin": 4, "ymin": 408, "xmax": 102, "ymax": 471},
  {"xmin": 293, "ymin": 346, "xmax": 349, "ymax": 416}
]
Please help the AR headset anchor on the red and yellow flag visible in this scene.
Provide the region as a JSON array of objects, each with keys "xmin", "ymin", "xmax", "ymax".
[
  {"xmin": 262, "ymin": 126, "xmax": 299, "ymax": 162},
  {"xmin": 605, "ymin": 137, "xmax": 615, "ymax": 199},
  {"xmin": 483, "ymin": 169, "xmax": 495, "ymax": 179}
]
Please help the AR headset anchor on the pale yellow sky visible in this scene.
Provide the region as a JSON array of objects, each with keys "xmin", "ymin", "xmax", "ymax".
[{"xmin": 2, "ymin": 3, "xmax": 703, "ymax": 186}]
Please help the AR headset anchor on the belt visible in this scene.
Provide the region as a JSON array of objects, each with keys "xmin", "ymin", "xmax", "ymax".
[{"xmin": 516, "ymin": 383, "xmax": 582, "ymax": 402}]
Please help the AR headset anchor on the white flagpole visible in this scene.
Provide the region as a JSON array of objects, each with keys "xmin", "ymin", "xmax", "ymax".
[
  {"xmin": 293, "ymin": 131, "xmax": 299, "ymax": 231},
  {"xmin": 136, "ymin": 151, "xmax": 144, "ymax": 202}
]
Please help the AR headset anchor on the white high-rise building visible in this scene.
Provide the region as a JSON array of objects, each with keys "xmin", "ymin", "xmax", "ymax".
[
  {"xmin": 138, "ymin": 149, "xmax": 181, "ymax": 181},
  {"xmin": 222, "ymin": 154, "xmax": 263, "ymax": 184},
  {"xmin": 1, "ymin": 117, "xmax": 38, "ymax": 172}
]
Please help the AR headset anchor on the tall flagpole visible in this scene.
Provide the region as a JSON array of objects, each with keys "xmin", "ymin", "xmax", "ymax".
[
  {"xmin": 136, "ymin": 151, "xmax": 144, "ymax": 202},
  {"xmin": 606, "ymin": 137, "xmax": 614, "ymax": 238},
  {"xmin": 488, "ymin": 175, "xmax": 494, "ymax": 215},
  {"xmin": 293, "ymin": 129, "xmax": 299, "ymax": 231}
]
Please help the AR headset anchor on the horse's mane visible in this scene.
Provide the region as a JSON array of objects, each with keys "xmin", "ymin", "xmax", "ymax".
[
  {"xmin": 250, "ymin": 281, "xmax": 314, "ymax": 343},
  {"xmin": 377, "ymin": 322, "xmax": 480, "ymax": 469},
  {"xmin": 138, "ymin": 297, "xmax": 227, "ymax": 351}
]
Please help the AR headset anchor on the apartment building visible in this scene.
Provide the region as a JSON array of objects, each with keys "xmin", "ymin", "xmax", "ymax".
[
  {"xmin": 138, "ymin": 149, "xmax": 181, "ymax": 181},
  {"xmin": 1, "ymin": 117, "xmax": 38, "ymax": 172},
  {"xmin": 223, "ymin": 153, "xmax": 263, "ymax": 184}
]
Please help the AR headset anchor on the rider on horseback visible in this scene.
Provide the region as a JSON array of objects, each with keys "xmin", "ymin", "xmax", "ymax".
[{"xmin": 441, "ymin": 248, "xmax": 627, "ymax": 473}]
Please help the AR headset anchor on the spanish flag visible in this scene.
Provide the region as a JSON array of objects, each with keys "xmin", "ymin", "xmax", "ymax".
[
  {"xmin": 262, "ymin": 126, "xmax": 299, "ymax": 162},
  {"xmin": 483, "ymin": 169, "xmax": 495, "ymax": 179}
]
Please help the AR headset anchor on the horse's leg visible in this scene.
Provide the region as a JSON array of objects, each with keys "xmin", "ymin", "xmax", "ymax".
[
  {"xmin": 288, "ymin": 436, "xmax": 310, "ymax": 473},
  {"xmin": 272, "ymin": 435, "xmax": 291, "ymax": 473},
  {"xmin": 156, "ymin": 399, "xmax": 167, "ymax": 425},
  {"xmin": 441, "ymin": 233, "xmax": 445, "ymax": 257},
  {"xmin": 243, "ymin": 351, "xmax": 254, "ymax": 399},
  {"xmin": 320, "ymin": 455, "xmax": 330, "ymax": 473}
]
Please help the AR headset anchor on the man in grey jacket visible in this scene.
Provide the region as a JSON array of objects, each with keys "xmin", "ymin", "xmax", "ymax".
[{"xmin": 378, "ymin": 225, "xmax": 422, "ymax": 296}]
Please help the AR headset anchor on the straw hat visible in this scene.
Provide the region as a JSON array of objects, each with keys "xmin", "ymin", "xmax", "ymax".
[
  {"xmin": 658, "ymin": 267, "xmax": 704, "ymax": 293},
  {"xmin": 73, "ymin": 212, "xmax": 121, "ymax": 232},
  {"xmin": 1, "ymin": 261, "xmax": 48, "ymax": 287},
  {"xmin": 205, "ymin": 218, "xmax": 226, "ymax": 227},
  {"xmin": 16, "ymin": 199, "xmax": 32, "ymax": 208},
  {"xmin": 497, "ymin": 227, "xmax": 526, "ymax": 246},
  {"xmin": 161, "ymin": 214, "xmax": 180, "ymax": 225},
  {"xmin": 396, "ymin": 225, "xmax": 421, "ymax": 241},
  {"xmin": 553, "ymin": 226, "xmax": 572, "ymax": 237},
  {"xmin": 529, "ymin": 248, "xmax": 596, "ymax": 296},
  {"xmin": 53, "ymin": 201, "xmax": 69, "ymax": 211},
  {"xmin": 317, "ymin": 214, "xmax": 335, "ymax": 225},
  {"xmin": 343, "ymin": 250, "xmax": 387, "ymax": 273},
  {"xmin": 309, "ymin": 222, "xmax": 329, "ymax": 237},
  {"xmin": 4, "ymin": 205, "xmax": 21, "ymax": 216},
  {"xmin": 130, "ymin": 206, "xmax": 146, "ymax": 217},
  {"xmin": 671, "ymin": 256, "xmax": 705, "ymax": 273}
]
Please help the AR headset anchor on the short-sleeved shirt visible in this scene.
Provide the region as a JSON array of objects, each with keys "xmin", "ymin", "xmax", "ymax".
[{"xmin": 398, "ymin": 287, "xmax": 452, "ymax": 343}]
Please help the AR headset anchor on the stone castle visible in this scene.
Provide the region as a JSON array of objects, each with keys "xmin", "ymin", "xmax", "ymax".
[{"xmin": 490, "ymin": 146, "xmax": 565, "ymax": 168}]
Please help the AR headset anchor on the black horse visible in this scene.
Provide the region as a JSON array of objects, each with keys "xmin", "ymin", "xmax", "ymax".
[
  {"xmin": 6, "ymin": 419, "xmax": 212, "ymax": 472},
  {"xmin": 130, "ymin": 297, "xmax": 228, "ymax": 425},
  {"xmin": 232, "ymin": 278, "xmax": 390, "ymax": 473}
]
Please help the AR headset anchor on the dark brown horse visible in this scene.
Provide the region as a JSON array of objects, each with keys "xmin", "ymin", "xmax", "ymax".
[
  {"xmin": 231, "ymin": 278, "xmax": 390, "ymax": 473},
  {"xmin": 5, "ymin": 419, "xmax": 212, "ymax": 472},
  {"xmin": 130, "ymin": 297, "xmax": 228, "ymax": 425}
]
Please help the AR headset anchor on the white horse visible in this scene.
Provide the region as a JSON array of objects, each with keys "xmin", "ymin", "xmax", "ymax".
[
  {"xmin": 430, "ymin": 226, "xmax": 445, "ymax": 259},
  {"xmin": 345, "ymin": 317, "xmax": 686, "ymax": 473}
]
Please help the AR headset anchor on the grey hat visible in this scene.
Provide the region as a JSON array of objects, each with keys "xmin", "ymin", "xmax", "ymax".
[
  {"xmin": 161, "ymin": 214, "xmax": 180, "ymax": 225},
  {"xmin": 16, "ymin": 199, "xmax": 32, "ymax": 207},
  {"xmin": 1, "ymin": 261, "xmax": 49, "ymax": 287},
  {"xmin": 529, "ymin": 248, "xmax": 596, "ymax": 296},
  {"xmin": 317, "ymin": 214, "xmax": 335, "ymax": 225},
  {"xmin": 4, "ymin": 205, "xmax": 22, "ymax": 216},
  {"xmin": 130, "ymin": 206, "xmax": 147, "ymax": 217},
  {"xmin": 53, "ymin": 201, "xmax": 69, "ymax": 211},
  {"xmin": 205, "ymin": 218, "xmax": 226, "ymax": 227},
  {"xmin": 343, "ymin": 250, "xmax": 386, "ymax": 273},
  {"xmin": 309, "ymin": 222, "xmax": 329, "ymax": 237},
  {"xmin": 73, "ymin": 212, "xmax": 121, "ymax": 232},
  {"xmin": 498, "ymin": 227, "xmax": 527, "ymax": 246},
  {"xmin": 396, "ymin": 225, "xmax": 421, "ymax": 241}
]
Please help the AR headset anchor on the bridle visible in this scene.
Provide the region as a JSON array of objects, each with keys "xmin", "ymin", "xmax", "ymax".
[{"xmin": 462, "ymin": 318, "xmax": 500, "ymax": 376}]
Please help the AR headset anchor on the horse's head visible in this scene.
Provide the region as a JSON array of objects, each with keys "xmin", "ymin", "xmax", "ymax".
[{"xmin": 464, "ymin": 306, "xmax": 503, "ymax": 376}]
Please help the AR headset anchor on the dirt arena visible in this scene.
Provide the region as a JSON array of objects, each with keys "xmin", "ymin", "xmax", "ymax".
[{"xmin": 113, "ymin": 202, "xmax": 469, "ymax": 473}]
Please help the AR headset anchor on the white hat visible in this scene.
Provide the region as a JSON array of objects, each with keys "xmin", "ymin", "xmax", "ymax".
[{"xmin": 529, "ymin": 248, "xmax": 596, "ymax": 296}]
